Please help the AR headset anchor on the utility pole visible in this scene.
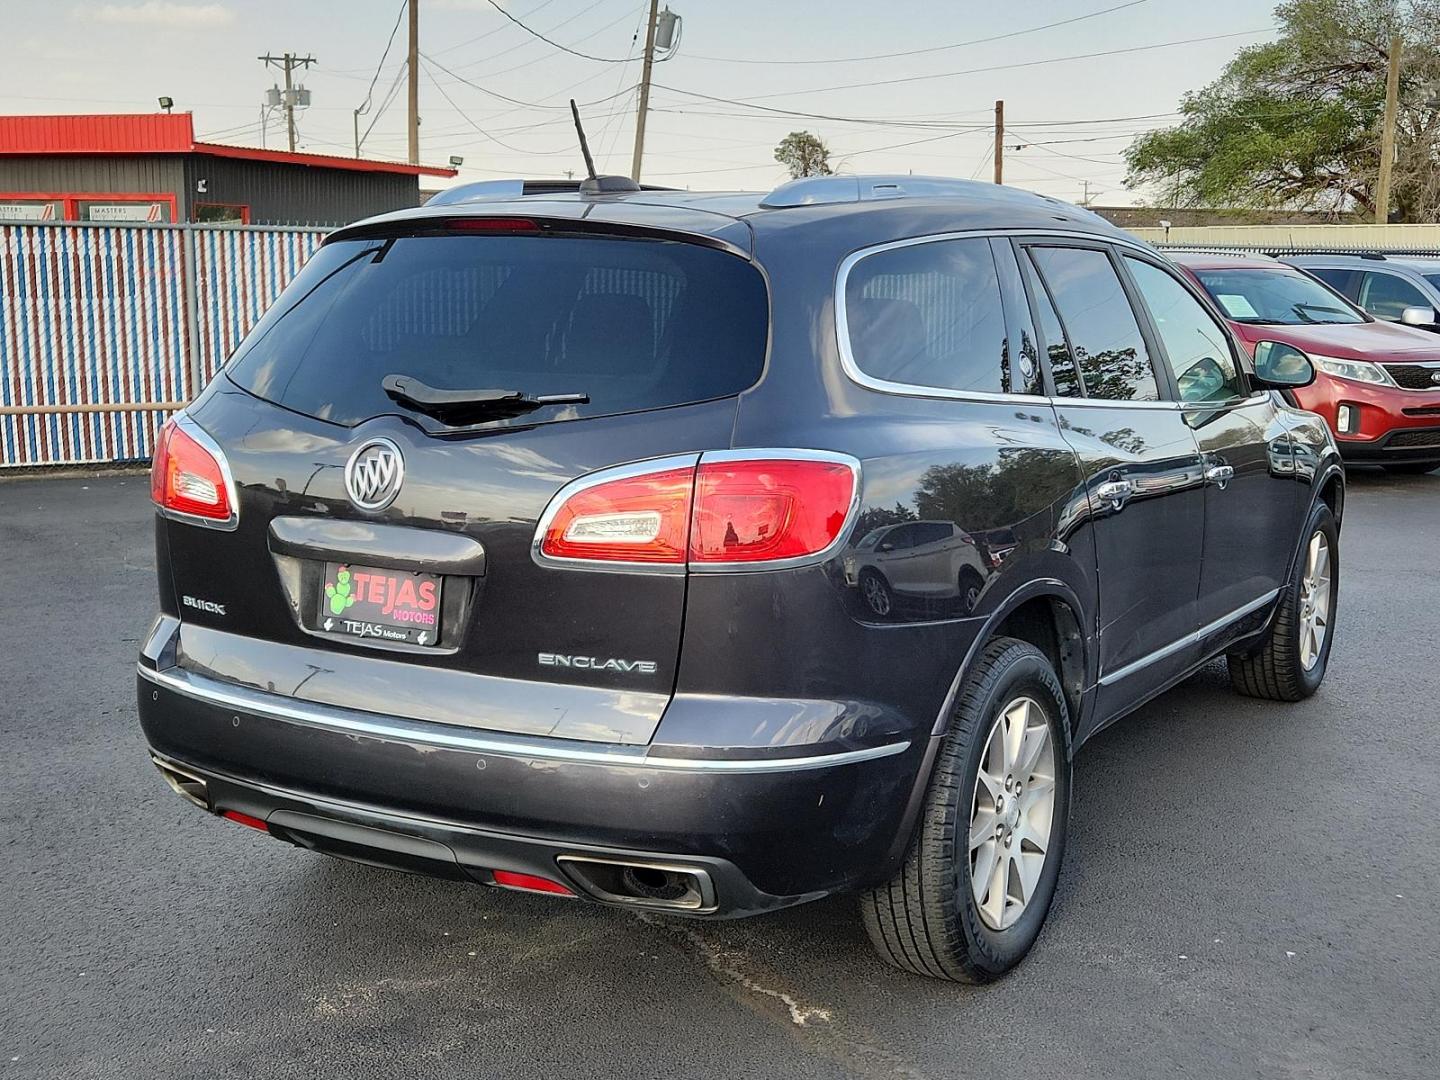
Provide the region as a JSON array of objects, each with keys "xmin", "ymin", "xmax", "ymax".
[
  {"xmin": 258, "ymin": 53, "xmax": 316, "ymax": 154},
  {"xmin": 631, "ymin": 0, "xmax": 661, "ymax": 182},
  {"xmin": 1376, "ymin": 34, "xmax": 1402, "ymax": 224},
  {"xmin": 408, "ymin": 0, "xmax": 421, "ymax": 164},
  {"xmin": 993, "ymin": 99, "xmax": 1004, "ymax": 185}
]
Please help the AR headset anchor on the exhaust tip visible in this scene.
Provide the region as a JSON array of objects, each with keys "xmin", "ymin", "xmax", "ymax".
[
  {"xmin": 557, "ymin": 855, "xmax": 716, "ymax": 913},
  {"xmin": 150, "ymin": 754, "xmax": 209, "ymax": 810}
]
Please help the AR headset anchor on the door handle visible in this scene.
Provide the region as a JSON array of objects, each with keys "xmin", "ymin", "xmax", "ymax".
[
  {"xmin": 1205, "ymin": 463, "xmax": 1235, "ymax": 489},
  {"xmin": 1094, "ymin": 478, "xmax": 1134, "ymax": 511}
]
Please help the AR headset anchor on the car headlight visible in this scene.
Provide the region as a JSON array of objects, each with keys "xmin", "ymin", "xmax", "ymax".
[{"xmin": 1311, "ymin": 354, "xmax": 1396, "ymax": 386}]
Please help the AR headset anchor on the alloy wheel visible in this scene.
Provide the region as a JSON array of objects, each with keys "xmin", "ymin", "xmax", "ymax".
[
  {"xmin": 1298, "ymin": 530, "xmax": 1332, "ymax": 672},
  {"xmin": 967, "ymin": 696, "xmax": 1057, "ymax": 931}
]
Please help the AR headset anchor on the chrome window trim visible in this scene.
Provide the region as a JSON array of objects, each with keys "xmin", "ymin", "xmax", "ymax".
[
  {"xmin": 156, "ymin": 412, "xmax": 241, "ymax": 532},
  {"xmin": 138, "ymin": 663, "xmax": 909, "ymax": 773},
  {"xmin": 834, "ymin": 227, "xmax": 1270, "ymax": 412},
  {"xmin": 1097, "ymin": 589, "xmax": 1279, "ymax": 687}
]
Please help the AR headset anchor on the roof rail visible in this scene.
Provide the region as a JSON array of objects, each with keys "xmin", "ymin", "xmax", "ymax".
[
  {"xmin": 1163, "ymin": 248, "xmax": 1276, "ymax": 259},
  {"xmin": 426, "ymin": 178, "xmax": 672, "ymax": 206},
  {"xmin": 759, "ymin": 173, "xmax": 1070, "ymax": 211}
]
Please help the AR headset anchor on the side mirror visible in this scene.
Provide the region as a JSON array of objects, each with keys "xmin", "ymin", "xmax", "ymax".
[
  {"xmin": 1252, "ymin": 340, "xmax": 1316, "ymax": 389},
  {"xmin": 877, "ymin": 542, "xmax": 895, "ymax": 553},
  {"xmin": 1400, "ymin": 305, "xmax": 1435, "ymax": 327}
]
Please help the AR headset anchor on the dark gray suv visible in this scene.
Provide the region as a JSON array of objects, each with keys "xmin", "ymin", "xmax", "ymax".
[{"xmin": 139, "ymin": 175, "xmax": 1344, "ymax": 982}]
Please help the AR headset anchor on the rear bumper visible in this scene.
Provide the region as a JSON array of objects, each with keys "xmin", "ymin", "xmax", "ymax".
[{"xmin": 137, "ymin": 662, "xmax": 927, "ymax": 916}]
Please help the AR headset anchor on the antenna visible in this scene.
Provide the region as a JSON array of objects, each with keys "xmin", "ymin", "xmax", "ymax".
[{"xmin": 570, "ymin": 99, "xmax": 597, "ymax": 182}]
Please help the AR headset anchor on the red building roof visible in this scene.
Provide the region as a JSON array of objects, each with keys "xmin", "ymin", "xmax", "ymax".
[{"xmin": 0, "ymin": 113, "xmax": 457, "ymax": 178}]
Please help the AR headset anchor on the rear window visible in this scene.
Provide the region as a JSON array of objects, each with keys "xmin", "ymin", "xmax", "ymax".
[{"xmin": 225, "ymin": 233, "xmax": 769, "ymax": 427}]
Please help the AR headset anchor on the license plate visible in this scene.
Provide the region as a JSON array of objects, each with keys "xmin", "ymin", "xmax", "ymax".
[{"xmin": 317, "ymin": 562, "xmax": 442, "ymax": 646}]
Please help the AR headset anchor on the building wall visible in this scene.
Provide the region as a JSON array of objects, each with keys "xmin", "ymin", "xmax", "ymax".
[
  {"xmin": 0, "ymin": 154, "xmax": 187, "ymax": 208},
  {"xmin": 1, "ymin": 154, "xmax": 424, "ymax": 227},
  {"xmin": 183, "ymin": 155, "xmax": 421, "ymax": 226}
]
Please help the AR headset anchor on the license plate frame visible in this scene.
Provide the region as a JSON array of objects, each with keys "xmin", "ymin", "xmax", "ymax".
[{"xmin": 314, "ymin": 562, "xmax": 443, "ymax": 646}]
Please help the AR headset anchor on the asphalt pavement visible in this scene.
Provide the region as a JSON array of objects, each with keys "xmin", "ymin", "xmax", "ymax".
[{"xmin": 2, "ymin": 469, "xmax": 1437, "ymax": 1080}]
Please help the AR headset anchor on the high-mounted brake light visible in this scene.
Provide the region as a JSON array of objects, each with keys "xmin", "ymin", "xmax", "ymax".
[
  {"xmin": 444, "ymin": 217, "xmax": 541, "ymax": 233},
  {"xmin": 535, "ymin": 452, "xmax": 858, "ymax": 570},
  {"xmin": 151, "ymin": 417, "xmax": 235, "ymax": 526}
]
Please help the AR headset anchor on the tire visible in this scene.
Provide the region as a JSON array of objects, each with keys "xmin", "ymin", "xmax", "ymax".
[
  {"xmin": 861, "ymin": 637, "xmax": 1072, "ymax": 982},
  {"xmin": 1382, "ymin": 462, "xmax": 1438, "ymax": 475},
  {"xmin": 859, "ymin": 569, "xmax": 895, "ymax": 617},
  {"xmin": 1228, "ymin": 502, "xmax": 1339, "ymax": 702}
]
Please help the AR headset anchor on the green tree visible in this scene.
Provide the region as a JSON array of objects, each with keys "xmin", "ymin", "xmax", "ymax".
[
  {"xmin": 774, "ymin": 130, "xmax": 834, "ymax": 179},
  {"xmin": 1124, "ymin": 0, "xmax": 1440, "ymax": 221}
]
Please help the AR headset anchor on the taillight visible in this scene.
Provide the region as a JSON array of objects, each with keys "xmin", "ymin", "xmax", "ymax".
[
  {"xmin": 539, "ymin": 466, "xmax": 695, "ymax": 564},
  {"xmin": 150, "ymin": 417, "xmax": 235, "ymax": 526},
  {"xmin": 690, "ymin": 458, "xmax": 855, "ymax": 564},
  {"xmin": 536, "ymin": 452, "xmax": 858, "ymax": 570}
]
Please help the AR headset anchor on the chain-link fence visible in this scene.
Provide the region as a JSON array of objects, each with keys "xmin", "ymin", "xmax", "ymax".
[{"xmin": 1, "ymin": 221, "xmax": 327, "ymax": 468}]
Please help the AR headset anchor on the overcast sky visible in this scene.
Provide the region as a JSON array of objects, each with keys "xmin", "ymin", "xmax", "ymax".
[{"xmin": 5, "ymin": 0, "xmax": 1277, "ymax": 204}]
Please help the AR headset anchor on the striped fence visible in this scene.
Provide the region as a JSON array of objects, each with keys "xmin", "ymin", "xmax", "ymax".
[{"xmin": 1, "ymin": 221, "xmax": 327, "ymax": 468}]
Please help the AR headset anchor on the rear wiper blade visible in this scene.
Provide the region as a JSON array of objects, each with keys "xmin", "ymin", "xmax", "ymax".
[{"xmin": 382, "ymin": 374, "xmax": 588, "ymax": 423}]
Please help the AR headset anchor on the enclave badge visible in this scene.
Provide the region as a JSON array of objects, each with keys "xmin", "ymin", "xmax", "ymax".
[{"xmin": 344, "ymin": 438, "xmax": 405, "ymax": 511}]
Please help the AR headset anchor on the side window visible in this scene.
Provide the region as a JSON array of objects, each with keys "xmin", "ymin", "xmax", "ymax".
[
  {"xmin": 913, "ymin": 522, "xmax": 953, "ymax": 546},
  {"xmin": 1125, "ymin": 258, "xmax": 1245, "ymax": 404},
  {"xmin": 844, "ymin": 237, "xmax": 1010, "ymax": 394},
  {"xmin": 1359, "ymin": 271, "xmax": 1427, "ymax": 320},
  {"xmin": 1028, "ymin": 246, "xmax": 1159, "ymax": 402},
  {"xmin": 1308, "ymin": 267, "xmax": 1359, "ymax": 300},
  {"xmin": 881, "ymin": 525, "xmax": 916, "ymax": 551},
  {"xmin": 1019, "ymin": 250, "xmax": 1081, "ymax": 397}
]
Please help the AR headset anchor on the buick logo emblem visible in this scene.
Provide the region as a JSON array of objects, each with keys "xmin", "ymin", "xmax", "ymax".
[{"xmin": 344, "ymin": 438, "xmax": 404, "ymax": 511}]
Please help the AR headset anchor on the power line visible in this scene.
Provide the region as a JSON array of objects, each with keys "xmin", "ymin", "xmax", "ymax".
[
  {"xmin": 356, "ymin": 0, "xmax": 408, "ymax": 118},
  {"xmin": 419, "ymin": 59, "xmax": 573, "ymax": 155},
  {"xmin": 684, "ymin": 0, "xmax": 1148, "ymax": 65},
  {"xmin": 676, "ymin": 27, "xmax": 1276, "ymax": 103},
  {"xmin": 475, "ymin": 0, "xmax": 631, "ymax": 62},
  {"xmin": 445, "ymin": 0, "xmax": 617, "ymax": 74},
  {"xmin": 422, "ymin": 51, "xmax": 637, "ymax": 112},
  {"xmin": 429, "ymin": 0, "xmax": 564, "ymax": 58}
]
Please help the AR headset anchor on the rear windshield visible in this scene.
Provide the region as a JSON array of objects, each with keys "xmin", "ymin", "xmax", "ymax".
[{"xmin": 225, "ymin": 233, "xmax": 769, "ymax": 427}]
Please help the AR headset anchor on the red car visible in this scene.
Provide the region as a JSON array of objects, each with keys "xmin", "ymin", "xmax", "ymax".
[{"xmin": 1170, "ymin": 252, "xmax": 1440, "ymax": 474}]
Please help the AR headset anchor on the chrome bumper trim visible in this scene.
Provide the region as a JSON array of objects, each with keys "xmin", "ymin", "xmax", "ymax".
[{"xmin": 138, "ymin": 663, "xmax": 910, "ymax": 773}]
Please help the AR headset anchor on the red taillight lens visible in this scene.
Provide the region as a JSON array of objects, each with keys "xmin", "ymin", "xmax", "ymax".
[
  {"xmin": 690, "ymin": 458, "xmax": 855, "ymax": 564},
  {"xmin": 151, "ymin": 419, "xmax": 232, "ymax": 522},
  {"xmin": 492, "ymin": 870, "xmax": 575, "ymax": 896},
  {"xmin": 537, "ymin": 454, "xmax": 858, "ymax": 569},
  {"xmin": 539, "ymin": 466, "xmax": 695, "ymax": 564}
]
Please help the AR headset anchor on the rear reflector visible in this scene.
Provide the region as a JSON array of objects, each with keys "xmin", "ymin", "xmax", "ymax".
[
  {"xmin": 151, "ymin": 418, "xmax": 234, "ymax": 524},
  {"xmin": 492, "ymin": 870, "xmax": 575, "ymax": 896},
  {"xmin": 221, "ymin": 809, "xmax": 269, "ymax": 832},
  {"xmin": 536, "ymin": 452, "xmax": 858, "ymax": 569}
]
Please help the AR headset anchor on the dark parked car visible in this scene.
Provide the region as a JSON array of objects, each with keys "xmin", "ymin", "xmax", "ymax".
[
  {"xmin": 1170, "ymin": 252, "xmax": 1440, "ymax": 473},
  {"xmin": 140, "ymin": 175, "xmax": 1344, "ymax": 982}
]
